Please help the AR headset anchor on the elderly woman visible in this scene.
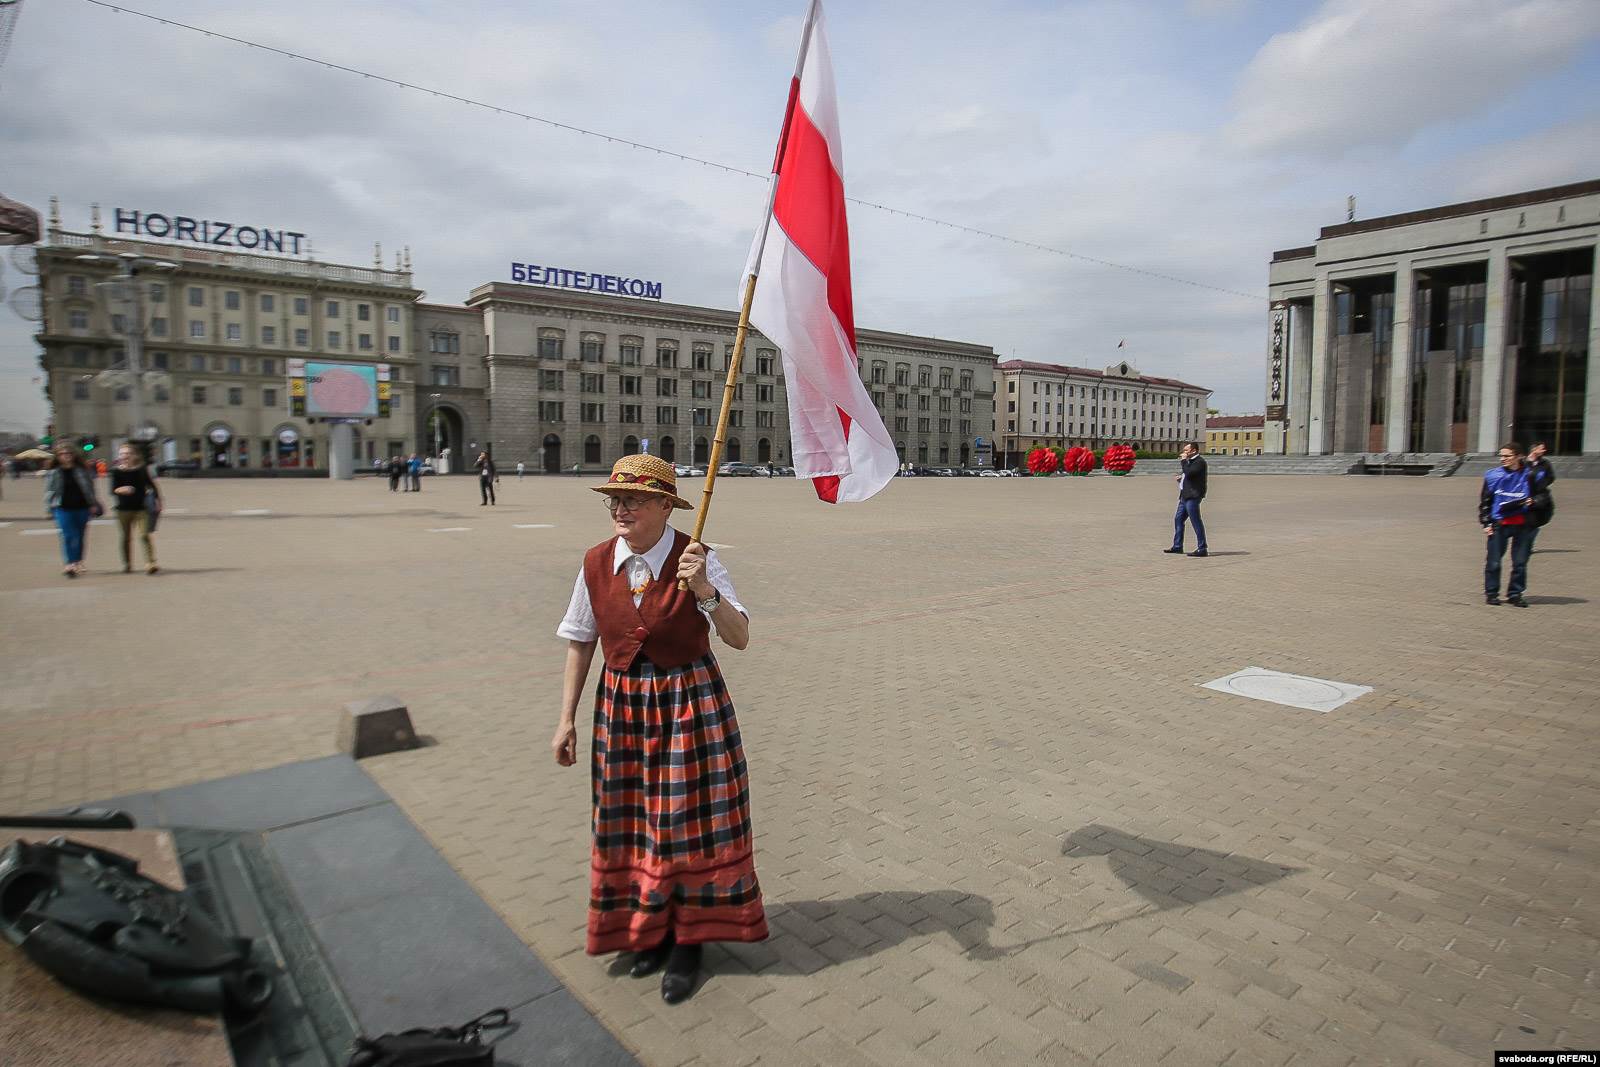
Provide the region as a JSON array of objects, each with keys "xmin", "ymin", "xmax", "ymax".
[
  {"xmin": 552, "ymin": 454, "xmax": 767, "ymax": 1004},
  {"xmin": 44, "ymin": 444, "xmax": 102, "ymax": 577}
]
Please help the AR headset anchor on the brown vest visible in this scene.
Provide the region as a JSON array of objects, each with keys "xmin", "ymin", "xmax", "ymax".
[{"xmin": 583, "ymin": 530, "xmax": 712, "ymax": 671}]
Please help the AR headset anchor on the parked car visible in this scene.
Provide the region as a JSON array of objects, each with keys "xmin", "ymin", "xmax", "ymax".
[
  {"xmin": 978, "ymin": 469, "xmax": 1003, "ymax": 477},
  {"xmin": 674, "ymin": 464, "xmax": 706, "ymax": 478},
  {"xmin": 717, "ymin": 462, "xmax": 763, "ymax": 477}
]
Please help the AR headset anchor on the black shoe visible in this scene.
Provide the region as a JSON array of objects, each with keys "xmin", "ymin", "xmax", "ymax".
[
  {"xmin": 629, "ymin": 933, "xmax": 674, "ymax": 978},
  {"xmin": 660, "ymin": 943, "xmax": 701, "ymax": 1004},
  {"xmin": 1485, "ymin": 594, "xmax": 1500, "ymax": 605},
  {"xmin": 1506, "ymin": 595, "xmax": 1527, "ymax": 608},
  {"xmin": 1162, "ymin": 547, "xmax": 1183, "ymax": 554},
  {"xmin": 1187, "ymin": 550, "xmax": 1208, "ymax": 557}
]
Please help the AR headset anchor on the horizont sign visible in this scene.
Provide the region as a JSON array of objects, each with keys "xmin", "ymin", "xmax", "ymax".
[
  {"xmin": 114, "ymin": 208, "xmax": 308, "ymax": 255},
  {"xmin": 510, "ymin": 261, "xmax": 662, "ymax": 300}
]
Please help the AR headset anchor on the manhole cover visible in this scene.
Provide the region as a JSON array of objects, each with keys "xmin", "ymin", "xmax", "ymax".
[{"xmin": 1200, "ymin": 667, "xmax": 1371, "ymax": 713}]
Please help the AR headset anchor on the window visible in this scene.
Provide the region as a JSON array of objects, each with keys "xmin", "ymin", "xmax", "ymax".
[
  {"xmin": 693, "ymin": 345, "xmax": 712, "ymax": 370},
  {"xmin": 192, "ymin": 386, "xmax": 207, "ymax": 404},
  {"xmin": 757, "ymin": 384, "xmax": 773, "ymax": 403},
  {"xmin": 359, "ymin": 334, "xmax": 373, "ymax": 350},
  {"xmin": 960, "ymin": 397, "xmax": 971, "ymax": 413},
  {"xmin": 656, "ymin": 343, "xmax": 677, "ymax": 368},
  {"xmin": 228, "ymin": 387, "xmax": 243, "ymax": 406},
  {"xmin": 263, "ymin": 388, "xmax": 277, "ymax": 407},
  {"xmin": 894, "ymin": 416, "xmax": 908, "ymax": 432},
  {"xmin": 691, "ymin": 380, "xmax": 711, "ymax": 399},
  {"xmin": 111, "ymin": 313, "xmax": 126, "ymax": 334},
  {"xmin": 67, "ymin": 275, "xmax": 87, "ymax": 296},
  {"xmin": 539, "ymin": 401, "xmax": 564, "ymax": 421},
  {"xmin": 620, "ymin": 338, "xmax": 642, "ymax": 365},
  {"xmin": 870, "ymin": 362, "xmax": 886, "ymax": 384},
  {"xmin": 149, "ymin": 283, "xmax": 165, "ymax": 304},
  {"xmin": 190, "ymin": 354, "xmax": 205, "ymax": 371},
  {"xmin": 1007, "ymin": 400, "xmax": 1016, "ymax": 412},
  {"xmin": 960, "ymin": 420, "xmax": 971, "ymax": 435},
  {"xmin": 189, "ymin": 320, "xmax": 206, "ymax": 338},
  {"xmin": 656, "ymin": 378, "xmax": 677, "ymax": 396},
  {"xmin": 895, "ymin": 364, "xmax": 909, "ymax": 386},
  {"xmin": 939, "ymin": 397, "xmax": 951, "ymax": 412},
  {"xmin": 756, "ymin": 349, "xmax": 776, "ymax": 375},
  {"xmin": 918, "ymin": 366, "xmax": 931, "ymax": 388},
  {"xmin": 580, "ymin": 336, "xmax": 604, "ymax": 362},
  {"xmin": 227, "ymin": 357, "xmax": 242, "ymax": 373},
  {"xmin": 386, "ymin": 306, "xmax": 400, "ymax": 324},
  {"xmin": 295, "ymin": 328, "xmax": 309, "ymax": 347},
  {"xmin": 69, "ymin": 310, "xmax": 89, "ymax": 330},
  {"xmin": 581, "ymin": 403, "xmax": 605, "ymax": 423},
  {"xmin": 357, "ymin": 303, "xmax": 370, "ymax": 321},
  {"xmin": 294, "ymin": 297, "xmax": 308, "ymax": 315},
  {"xmin": 621, "ymin": 404, "xmax": 643, "ymax": 423},
  {"xmin": 326, "ymin": 300, "xmax": 340, "ymax": 318},
  {"xmin": 154, "ymin": 385, "xmax": 169, "ymax": 403},
  {"xmin": 693, "ymin": 408, "xmax": 711, "ymax": 426},
  {"xmin": 621, "ymin": 376, "xmax": 642, "ymax": 396},
  {"xmin": 961, "ymin": 370, "xmax": 973, "ymax": 390},
  {"xmin": 188, "ymin": 287, "xmax": 204, "ymax": 307},
  {"xmin": 390, "ymin": 393, "xmax": 401, "ymax": 410},
  {"xmin": 939, "ymin": 418, "xmax": 951, "ymax": 433},
  {"xmin": 327, "ymin": 331, "xmax": 341, "ymax": 348},
  {"xmin": 940, "ymin": 369, "xmax": 952, "ymax": 389},
  {"xmin": 431, "ymin": 366, "xmax": 461, "ymax": 387},
  {"xmin": 896, "ymin": 394, "xmax": 908, "ymax": 410},
  {"xmin": 260, "ymin": 293, "xmax": 274, "ymax": 313},
  {"xmin": 917, "ymin": 395, "xmax": 930, "ymax": 411},
  {"xmin": 225, "ymin": 291, "xmax": 241, "ymax": 311},
  {"xmin": 727, "ymin": 410, "xmax": 744, "ymax": 427},
  {"xmin": 541, "ymin": 369, "xmax": 566, "ymax": 390},
  {"xmin": 429, "ymin": 332, "xmax": 460, "ymax": 354},
  {"xmin": 151, "ymin": 317, "xmax": 168, "ymax": 337},
  {"xmin": 261, "ymin": 326, "xmax": 276, "ymax": 345},
  {"xmin": 387, "ymin": 336, "xmax": 400, "ymax": 353},
  {"xmin": 657, "ymin": 406, "xmax": 678, "ymax": 424},
  {"xmin": 579, "ymin": 372, "xmax": 603, "ymax": 393},
  {"xmin": 539, "ymin": 333, "xmax": 564, "ymax": 359},
  {"xmin": 226, "ymin": 324, "xmax": 242, "ymax": 342},
  {"xmin": 872, "ymin": 391, "xmax": 885, "ymax": 408},
  {"xmin": 756, "ymin": 409, "xmax": 774, "ymax": 428},
  {"xmin": 918, "ymin": 418, "xmax": 931, "ymax": 432},
  {"xmin": 151, "ymin": 351, "xmax": 169, "ymax": 370},
  {"xmin": 72, "ymin": 380, "xmax": 90, "ymax": 400}
]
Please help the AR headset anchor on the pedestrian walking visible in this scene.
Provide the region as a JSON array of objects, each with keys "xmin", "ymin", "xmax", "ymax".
[
  {"xmin": 408, "ymin": 453, "xmax": 423, "ymax": 492},
  {"xmin": 1525, "ymin": 441, "xmax": 1556, "ymax": 547},
  {"xmin": 476, "ymin": 451, "xmax": 498, "ymax": 505},
  {"xmin": 1481, "ymin": 441, "xmax": 1545, "ymax": 607},
  {"xmin": 516, "ymin": 460, "xmax": 525, "ymax": 480},
  {"xmin": 387, "ymin": 455, "xmax": 402, "ymax": 492},
  {"xmin": 1163, "ymin": 442, "xmax": 1208, "ymax": 557},
  {"xmin": 43, "ymin": 444, "xmax": 101, "ymax": 578},
  {"xmin": 111, "ymin": 444, "xmax": 160, "ymax": 575},
  {"xmin": 551, "ymin": 455, "xmax": 766, "ymax": 1005}
]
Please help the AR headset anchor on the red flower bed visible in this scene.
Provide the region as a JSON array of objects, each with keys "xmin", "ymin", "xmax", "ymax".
[
  {"xmin": 1103, "ymin": 443, "xmax": 1136, "ymax": 475},
  {"xmin": 1026, "ymin": 447, "xmax": 1059, "ymax": 475},
  {"xmin": 1063, "ymin": 446, "xmax": 1097, "ymax": 474}
]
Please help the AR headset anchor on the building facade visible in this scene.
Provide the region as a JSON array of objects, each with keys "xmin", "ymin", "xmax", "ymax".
[
  {"xmin": 1205, "ymin": 414, "xmax": 1264, "ymax": 455},
  {"xmin": 457, "ymin": 282, "xmax": 996, "ymax": 472},
  {"xmin": 37, "ymin": 207, "xmax": 420, "ymax": 469},
  {"xmin": 994, "ymin": 359, "xmax": 1211, "ymax": 467},
  {"xmin": 1267, "ymin": 179, "xmax": 1598, "ymax": 456}
]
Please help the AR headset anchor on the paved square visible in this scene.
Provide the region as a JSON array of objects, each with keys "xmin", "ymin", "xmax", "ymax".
[{"xmin": 2, "ymin": 471, "xmax": 1597, "ymax": 1065}]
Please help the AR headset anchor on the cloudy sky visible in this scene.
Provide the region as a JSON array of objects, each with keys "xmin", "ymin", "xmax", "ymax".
[{"xmin": 2, "ymin": 0, "xmax": 1598, "ymax": 432}]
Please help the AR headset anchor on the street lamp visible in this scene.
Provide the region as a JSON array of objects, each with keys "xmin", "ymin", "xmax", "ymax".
[{"xmin": 75, "ymin": 252, "xmax": 176, "ymax": 458}]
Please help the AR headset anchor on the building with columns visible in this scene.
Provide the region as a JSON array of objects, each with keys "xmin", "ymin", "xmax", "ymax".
[
  {"xmin": 1267, "ymin": 179, "xmax": 1598, "ymax": 456},
  {"xmin": 993, "ymin": 359, "xmax": 1211, "ymax": 468}
]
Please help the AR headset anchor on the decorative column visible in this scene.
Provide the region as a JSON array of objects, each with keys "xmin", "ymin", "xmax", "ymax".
[
  {"xmin": 1288, "ymin": 300, "xmax": 1313, "ymax": 454},
  {"xmin": 1585, "ymin": 244, "xmax": 1600, "ymax": 455},
  {"xmin": 1385, "ymin": 260, "xmax": 1414, "ymax": 452},
  {"xmin": 1477, "ymin": 247, "xmax": 1511, "ymax": 453},
  {"xmin": 1306, "ymin": 273, "xmax": 1334, "ymax": 454}
]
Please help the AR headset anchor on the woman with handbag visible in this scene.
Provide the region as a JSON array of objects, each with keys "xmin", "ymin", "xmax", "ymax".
[
  {"xmin": 43, "ymin": 444, "xmax": 101, "ymax": 578},
  {"xmin": 551, "ymin": 454, "xmax": 767, "ymax": 1004},
  {"xmin": 111, "ymin": 444, "xmax": 161, "ymax": 575}
]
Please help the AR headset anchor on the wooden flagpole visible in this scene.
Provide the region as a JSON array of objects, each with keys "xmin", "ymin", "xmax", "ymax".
[{"xmin": 681, "ymin": 0, "xmax": 820, "ymax": 588}]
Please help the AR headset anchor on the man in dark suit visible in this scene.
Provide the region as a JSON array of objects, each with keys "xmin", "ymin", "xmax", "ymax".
[{"xmin": 1163, "ymin": 442, "xmax": 1208, "ymax": 557}]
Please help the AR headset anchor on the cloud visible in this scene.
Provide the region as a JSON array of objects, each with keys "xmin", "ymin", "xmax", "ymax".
[{"xmin": 1226, "ymin": 0, "xmax": 1600, "ymax": 155}]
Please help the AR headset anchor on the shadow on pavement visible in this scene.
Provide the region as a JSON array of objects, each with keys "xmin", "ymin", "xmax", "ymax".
[{"xmin": 1521, "ymin": 595, "xmax": 1588, "ymax": 605}]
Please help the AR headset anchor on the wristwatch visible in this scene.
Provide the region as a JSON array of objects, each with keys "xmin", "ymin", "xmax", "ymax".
[{"xmin": 697, "ymin": 590, "xmax": 722, "ymax": 613}]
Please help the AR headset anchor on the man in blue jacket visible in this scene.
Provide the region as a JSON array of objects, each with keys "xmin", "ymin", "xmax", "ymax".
[{"xmin": 1480, "ymin": 442, "xmax": 1538, "ymax": 607}]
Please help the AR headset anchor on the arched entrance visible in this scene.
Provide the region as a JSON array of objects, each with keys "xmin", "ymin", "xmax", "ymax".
[
  {"xmin": 757, "ymin": 437, "xmax": 771, "ymax": 463},
  {"xmin": 959, "ymin": 443, "xmax": 970, "ymax": 467},
  {"xmin": 542, "ymin": 434, "xmax": 561, "ymax": 473},
  {"xmin": 424, "ymin": 404, "xmax": 466, "ymax": 463},
  {"xmin": 659, "ymin": 435, "xmax": 676, "ymax": 462},
  {"xmin": 584, "ymin": 434, "xmax": 602, "ymax": 466},
  {"xmin": 204, "ymin": 423, "xmax": 234, "ymax": 468},
  {"xmin": 694, "ymin": 436, "xmax": 708, "ymax": 465},
  {"xmin": 623, "ymin": 435, "xmax": 639, "ymax": 456},
  {"xmin": 726, "ymin": 437, "xmax": 741, "ymax": 462}
]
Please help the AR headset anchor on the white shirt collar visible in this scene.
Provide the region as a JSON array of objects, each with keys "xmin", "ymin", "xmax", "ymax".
[{"xmin": 612, "ymin": 525, "xmax": 676, "ymax": 578}]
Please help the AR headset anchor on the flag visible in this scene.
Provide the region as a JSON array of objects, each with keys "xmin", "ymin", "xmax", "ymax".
[{"xmin": 743, "ymin": 0, "xmax": 896, "ymax": 503}]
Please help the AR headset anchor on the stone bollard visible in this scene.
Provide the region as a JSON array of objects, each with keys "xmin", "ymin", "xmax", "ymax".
[{"xmin": 338, "ymin": 695, "xmax": 421, "ymax": 759}]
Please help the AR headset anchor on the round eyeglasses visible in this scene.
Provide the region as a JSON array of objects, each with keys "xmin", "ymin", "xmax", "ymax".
[{"xmin": 604, "ymin": 495, "xmax": 653, "ymax": 513}]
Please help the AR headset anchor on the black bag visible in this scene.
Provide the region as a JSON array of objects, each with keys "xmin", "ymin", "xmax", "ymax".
[
  {"xmin": 1530, "ymin": 489, "xmax": 1554, "ymax": 528},
  {"xmin": 346, "ymin": 1008, "xmax": 510, "ymax": 1067}
]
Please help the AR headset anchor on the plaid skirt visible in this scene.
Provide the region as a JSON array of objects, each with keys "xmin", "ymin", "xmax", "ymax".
[{"xmin": 587, "ymin": 653, "xmax": 768, "ymax": 954}]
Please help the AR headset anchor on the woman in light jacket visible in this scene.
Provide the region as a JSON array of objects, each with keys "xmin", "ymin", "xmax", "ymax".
[{"xmin": 43, "ymin": 444, "xmax": 101, "ymax": 577}]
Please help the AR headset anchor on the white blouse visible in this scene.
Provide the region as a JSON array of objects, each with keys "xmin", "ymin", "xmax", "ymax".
[{"xmin": 556, "ymin": 526, "xmax": 747, "ymax": 643}]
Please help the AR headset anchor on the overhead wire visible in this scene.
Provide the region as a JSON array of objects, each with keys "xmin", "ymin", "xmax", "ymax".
[{"xmin": 80, "ymin": 0, "xmax": 1261, "ymax": 303}]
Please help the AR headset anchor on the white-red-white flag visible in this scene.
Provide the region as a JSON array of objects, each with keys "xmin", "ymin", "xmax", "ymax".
[{"xmin": 743, "ymin": 0, "xmax": 896, "ymax": 503}]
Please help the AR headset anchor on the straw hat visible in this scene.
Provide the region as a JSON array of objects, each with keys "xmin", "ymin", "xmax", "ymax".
[{"xmin": 592, "ymin": 454, "xmax": 693, "ymax": 509}]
